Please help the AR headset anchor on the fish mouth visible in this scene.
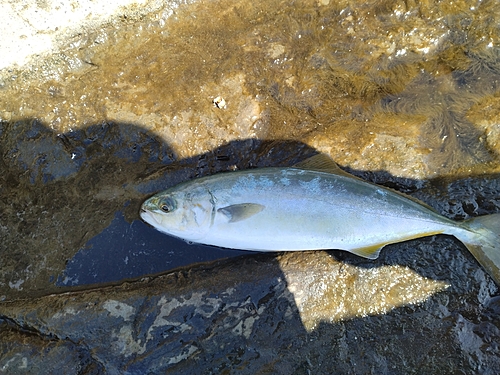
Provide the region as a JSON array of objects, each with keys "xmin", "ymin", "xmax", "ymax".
[{"xmin": 140, "ymin": 209, "xmax": 154, "ymax": 224}]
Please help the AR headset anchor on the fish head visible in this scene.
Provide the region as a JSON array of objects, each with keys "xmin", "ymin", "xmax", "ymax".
[{"xmin": 140, "ymin": 186, "xmax": 214, "ymax": 241}]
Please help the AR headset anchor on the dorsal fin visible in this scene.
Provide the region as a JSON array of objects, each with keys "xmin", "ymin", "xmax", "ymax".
[{"xmin": 292, "ymin": 154, "xmax": 354, "ymax": 179}]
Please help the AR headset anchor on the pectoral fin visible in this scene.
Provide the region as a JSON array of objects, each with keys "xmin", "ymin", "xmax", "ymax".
[{"xmin": 218, "ymin": 203, "xmax": 265, "ymax": 223}]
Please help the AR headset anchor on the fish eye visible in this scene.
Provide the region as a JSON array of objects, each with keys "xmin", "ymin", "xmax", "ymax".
[{"xmin": 158, "ymin": 197, "xmax": 176, "ymax": 213}]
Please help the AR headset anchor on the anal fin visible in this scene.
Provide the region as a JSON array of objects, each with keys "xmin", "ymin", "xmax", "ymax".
[
  {"xmin": 349, "ymin": 244, "xmax": 385, "ymax": 259},
  {"xmin": 348, "ymin": 230, "xmax": 445, "ymax": 260}
]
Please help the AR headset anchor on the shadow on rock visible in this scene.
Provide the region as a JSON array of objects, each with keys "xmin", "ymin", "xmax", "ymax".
[
  {"xmin": 0, "ymin": 253, "xmax": 308, "ymax": 375},
  {"xmin": 1, "ymin": 118, "xmax": 500, "ymax": 374},
  {"xmin": 0, "ymin": 118, "xmax": 318, "ymax": 299}
]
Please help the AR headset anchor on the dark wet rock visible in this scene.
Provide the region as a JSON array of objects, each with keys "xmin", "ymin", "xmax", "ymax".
[
  {"xmin": 1, "ymin": 118, "xmax": 500, "ymax": 373},
  {"xmin": 0, "ymin": 255, "xmax": 302, "ymax": 374},
  {"xmin": 0, "ymin": 118, "xmax": 318, "ymax": 299},
  {"xmin": 0, "ymin": 319, "xmax": 104, "ymax": 374},
  {"xmin": 1, "ymin": 120, "xmax": 500, "ymax": 373},
  {"xmin": 415, "ymin": 175, "xmax": 500, "ymax": 220},
  {"xmin": 0, "ymin": 247, "xmax": 499, "ymax": 374}
]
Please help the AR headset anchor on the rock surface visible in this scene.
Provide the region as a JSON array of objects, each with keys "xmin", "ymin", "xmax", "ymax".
[
  {"xmin": 1, "ymin": 0, "xmax": 500, "ymax": 373},
  {"xmin": 1, "ymin": 247, "xmax": 499, "ymax": 374}
]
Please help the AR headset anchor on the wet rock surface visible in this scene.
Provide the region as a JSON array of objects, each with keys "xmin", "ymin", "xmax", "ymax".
[
  {"xmin": 0, "ymin": 119, "xmax": 317, "ymax": 297},
  {"xmin": 0, "ymin": 246, "xmax": 499, "ymax": 374},
  {"xmin": 1, "ymin": 0, "xmax": 500, "ymax": 373}
]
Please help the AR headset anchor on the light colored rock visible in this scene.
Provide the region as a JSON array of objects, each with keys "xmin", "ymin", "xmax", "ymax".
[{"xmin": 0, "ymin": 0, "xmax": 176, "ymax": 70}]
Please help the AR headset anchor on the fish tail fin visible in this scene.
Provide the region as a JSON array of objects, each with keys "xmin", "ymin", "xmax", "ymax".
[{"xmin": 457, "ymin": 213, "xmax": 500, "ymax": 285}]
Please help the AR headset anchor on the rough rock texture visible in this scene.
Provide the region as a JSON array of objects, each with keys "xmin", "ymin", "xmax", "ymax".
[
  {"xmin": 0, "ymin": 0, "xmax": 185, "ymax": 70},
  {"xmin": 1, "ymin": 0, "xmax": 500, "ymax": 373},
  {"xmin": 1, "ymin": 247, "xmax": 499, "ymax": 374},
  {"xmin": 2, "ymin": 0, "xmax": 500, "ymax": 177}
]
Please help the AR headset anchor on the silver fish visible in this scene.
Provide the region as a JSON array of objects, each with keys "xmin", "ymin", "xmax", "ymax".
[{"xmin": 140, "ymin": 155, "xmax": 500, "ymax": 284}]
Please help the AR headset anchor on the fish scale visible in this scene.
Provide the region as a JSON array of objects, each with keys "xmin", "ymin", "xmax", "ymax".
[{"xmin": 141, "ymin": 155, "xmax": 500, "ymax": 285}]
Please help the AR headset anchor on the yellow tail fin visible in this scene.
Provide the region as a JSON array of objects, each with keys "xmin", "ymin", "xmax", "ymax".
[{"xmin": 459, "ymin": 213, "xmax": 500, "ymax": 285}]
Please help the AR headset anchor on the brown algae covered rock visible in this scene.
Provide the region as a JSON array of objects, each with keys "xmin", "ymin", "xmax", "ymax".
[
  {"xmin": 1, "ymin": 0, "xmax": 500, "ymax": 177},
  {"xmin": 0, "ymin": 0, "xmax": 500, "ymax": 373}
]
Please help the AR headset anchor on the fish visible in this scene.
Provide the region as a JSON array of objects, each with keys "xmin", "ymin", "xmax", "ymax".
[{"xmin": 140, "ymin": 154, "xmax": 500, "ymax": 284}]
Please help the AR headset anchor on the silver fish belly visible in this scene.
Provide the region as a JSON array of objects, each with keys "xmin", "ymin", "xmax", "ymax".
[{"xmin": 140, "ymin": 155, "xmax": 500, "ymax": 284}]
